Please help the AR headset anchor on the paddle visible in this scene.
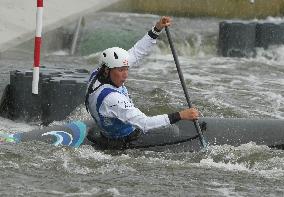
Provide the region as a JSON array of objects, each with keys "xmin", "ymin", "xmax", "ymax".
[{"xmin": 165, "ymin": 26, "xmax": 207, "ymax": 148}]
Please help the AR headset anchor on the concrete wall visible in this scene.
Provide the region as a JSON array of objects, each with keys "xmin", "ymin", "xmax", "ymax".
[{"xmin": 0, "ymin": 0, "xmax": 120, "ymax": 53}]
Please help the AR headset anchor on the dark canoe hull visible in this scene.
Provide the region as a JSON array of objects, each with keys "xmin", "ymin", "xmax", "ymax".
[{"xmin": 2, "ymin": 118, "xmax": 284, "ymax": 151}]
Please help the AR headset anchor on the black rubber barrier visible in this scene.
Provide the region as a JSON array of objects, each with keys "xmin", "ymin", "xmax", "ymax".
[
  {"xmin": 0, "ymin": 67, "xmax": 89, "ymax": 125},
  {"xmin": 219, "ymin": 21, "xmax": 284, "ymax": 57},
  {"xmin": 41, "ymin": 72, "xmax": 88, "ymax": 124},
  {"xmin": 256, "ymin": 23, "xmax": 284, "ymax": 48},
  {"xmin": 218, "ymin": 21, "xmax": 256, "ymax": 57}
]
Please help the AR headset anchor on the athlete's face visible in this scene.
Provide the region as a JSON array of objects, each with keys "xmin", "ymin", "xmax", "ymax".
[{"xmin": 109, "ymin": 66, "xmax": 129, "ymax": 87}]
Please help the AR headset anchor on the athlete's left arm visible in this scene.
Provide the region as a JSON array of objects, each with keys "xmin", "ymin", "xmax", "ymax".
[
  {"xmin": 127, "ymin": 32, "xmax": 158, "ymax": 67},
  {"xmin": 128, "ymin": 16, "xmax": 171, "ymax": 66}
]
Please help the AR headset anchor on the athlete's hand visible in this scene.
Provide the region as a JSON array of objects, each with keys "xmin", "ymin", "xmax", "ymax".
[
  {"xmin": 155, "ymin": 16, "xmax": 172, "ymax": 31},
  {"xmin": 179, "ymin": 108, "xmax": 199, "ymax": 121}
]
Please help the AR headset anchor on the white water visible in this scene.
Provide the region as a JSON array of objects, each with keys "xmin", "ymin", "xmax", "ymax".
[{"xmin": 0, "ymin": 12, "xmax": 283, "ymax": 196}]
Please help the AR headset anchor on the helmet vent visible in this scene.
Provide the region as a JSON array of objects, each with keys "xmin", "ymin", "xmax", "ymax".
[
  {"xmin": 103, "ymin": 53, "xmax": 106, "ymax": 57},
  {"xmin": 114, "ymin": 52, "xmax": 118, "ymax": 59}
]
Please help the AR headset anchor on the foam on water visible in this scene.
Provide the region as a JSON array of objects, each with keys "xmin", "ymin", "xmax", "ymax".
[
  {"xmin": 192, "ymin": 143, "xmax": 284, "ymax": 180},
  {"xmin": 49, "ymin": 50, "xmax": 69, "ymax": 56},
  {"xmin": 1, "ymin": 134, "xmax": 283, "ymax": 196},
  {"xmin": 0, "ymin": 116, "xmax": 37, "ymax": 133},
  {"xmin": 255, "ymin": 45, "xmax": 284, "ymax": 65},
  {"xmin": 137, "ymin": 43, "xmax": 284, "ymax": 118},
  {"xmin": 262, "ymin": 16, "xmax": 284, "ymax": 24}
]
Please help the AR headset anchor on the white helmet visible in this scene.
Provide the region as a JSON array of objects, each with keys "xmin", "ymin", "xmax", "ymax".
[{"xmin": 100, "ymin": 47, "xmax": 129, "ymax": 68}]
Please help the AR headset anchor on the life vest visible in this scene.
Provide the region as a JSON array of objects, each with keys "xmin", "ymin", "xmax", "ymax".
[{"xmin": 95, "ymin": 87, "xmax": 134, "ymax": 139}]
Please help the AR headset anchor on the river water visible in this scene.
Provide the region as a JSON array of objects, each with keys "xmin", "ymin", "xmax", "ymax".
[{"xmin": 0, "ymin": 12, "xmax": 284, "ymax": 196}]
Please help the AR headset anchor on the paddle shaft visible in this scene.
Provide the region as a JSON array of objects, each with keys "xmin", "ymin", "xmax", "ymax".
[{"xmin": 165, "ymin": 26, "xmax": 207, "ymax": 148}]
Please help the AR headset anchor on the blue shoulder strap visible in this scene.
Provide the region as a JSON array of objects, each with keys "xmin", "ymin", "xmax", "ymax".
[
  {"xmin": 85, "ymin": 68, "xmax": 101, "ymax": 112},
  {"xmin": 88, "ymin": 69, "xmax": 98, "ymax": 82},
  {"xmin": 96, "ymin": 88, "xmax": 119, "ymax": 113}
]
